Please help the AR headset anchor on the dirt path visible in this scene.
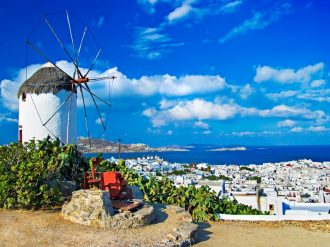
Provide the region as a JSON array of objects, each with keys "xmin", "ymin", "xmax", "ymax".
[
  {"xmin": 0, "ymin": 206, "xmax": 185, "ymax": 247},
  {"xmin": 0, "ymin": 208, "xmax": 329, "ymax": 247},
  {"xmin": 196, "ymin": 221, "xmax": 330, "ymax": 247}
]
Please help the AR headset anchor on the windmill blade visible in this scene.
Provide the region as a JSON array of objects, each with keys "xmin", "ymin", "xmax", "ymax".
[
  {"xmin": 88, "ymin": 76, "xmax": 116, "ymax": 81},
  {"xmin": 80, "ymin": 84, "xmax": 112, "ymax": 107},
  {"xmin": 26, "ymin": 40, "xmax": 74, "ymax": 81},
  {"xmin": 44, "ymin": 16, "xmax": 84, "ymax": 78},
  {"xmin": 83, "ymin": 83, "xmax": 106, "ymax": 131},
  {"xmin": 77, "ymin": 26, "xmax": 87, "ymax": 67},
  {"xmin": 66, "ymin": 10, "xmax": 76, "ymax": 59},
  {"xmin": 79, "ymin": 85, "xmax": 92, "ymax": 147},
  {"xmin": 83, "ymin": 48, "xmax": 102, "ymax": 78},
  {"xmin": 42, "ymin": 91, "xmax": 75, "ymax": 127}
]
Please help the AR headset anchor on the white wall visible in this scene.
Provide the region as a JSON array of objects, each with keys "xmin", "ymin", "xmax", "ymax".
[
  {"xmin": 19, "ymin": 90, "xmax": 77, "ymax": 144},
  {"xmin": 218, "ymin": 213, "xmax": 330, "ymax": 221}
]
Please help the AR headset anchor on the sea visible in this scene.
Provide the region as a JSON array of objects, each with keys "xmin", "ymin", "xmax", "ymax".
[{"xmin": 86, "ymin": 145, "xmax": 330, "ymax": 166}]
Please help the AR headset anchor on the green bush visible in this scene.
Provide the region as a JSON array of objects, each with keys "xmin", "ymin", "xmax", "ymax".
[
  {"xmin": 239, "ymin": 166, "xmax": 254, "ymax": 171},
  {"xmin": 97, "ymin": 159, "xmax": 268, "ymax": 222},
  {"xmin": 0, "ymin": 137, "xmax": 86, "ymax": 209}
]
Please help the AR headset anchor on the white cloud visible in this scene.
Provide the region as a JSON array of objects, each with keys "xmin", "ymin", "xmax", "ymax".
[
  {"xmin": 297, "ymin": 89, "xmax": 330, "ymax": 103},
  {"xmin": 137, "ymin": 0, "xmax": 170, "ymax": 14},
  {"xmin": 159, "ymin": 98, "xmax": 178, "ymax": 109},
  {"xmin": 194, "ymin": 120, "xmax": 209, "ymax": 129},
  {"xmin": 290, "ymin": 127, "xmax": 303, "ymax": 133},
  {"xmin": 220, "ymin": 0, "xmax": 243, "ymax": 13},
  {"xmin": 131, "ymin": 26, "xmax": 184, "ymax": 59},
  {"xmin": 1, "ymin": 61, "xmax": 229, "ymax": 112},
  {"xmin": 144, "ymin": 98, "xmax": 238, "ymax": 127},
  {"xmin": 311, "ymin": 79, "xmax": 326, "ymax": 88},
  {"xmin": 277, "ymin": 119, "xmax": 296, "ymax": 128},
  {"xmin": 222, "ymin": 130, "xmax": 281, "ymax": 137},
  {"xmin": 95, "ymin": 113, "xmax": 106, "ymax": 125},
  {"xmin": 142, "ymin": 108, "xmax": 157, "ymax": 117},
  {"xmin": 239, "ymin": 84, "xmax": 254, "ymax": 99},
  {"xmin": 228, "ymin": 131, "xmax": 256, "ymax": 136},
  {"xmin": 308, "ymin": 126, "xmax": 329, "ymax": 132},
  {"xmin": 202, "ymin": 130, "xmax": 211, "ymax": 135},
  {"xmin": 290, "ymin": 126, "xmax": 329, "ymax": 133},
  {"xmin": 0, "ymin": 63, "xmax": 42, "ymax": 111},
  {"xmin": 167, "ymin": 130, "xmax": 173, "ymax": 135},
  {"xmin": 143, "ymin": 98, "xmax": 327, "ymax": 127},
  {"xmin": 219, "ymin": 3, "xmax": 292, "ymax": 43},
  {"xmin": 0, "ymin": 114, "xmax": 18, "ymax": 123},
  {"xmin": 167, "ymin": 3, "xmax": 193, "ymax": 23},
  {"xmin": 239, "ymin": 104, "xmax": 325, "ymax": 120},
  {"xmin": 266, "ymin": 90, "xmax": 298, "ymax": 101},
  {"xmin": 254, "ymin": 63, "xmax": 324, "ymax": 84}
]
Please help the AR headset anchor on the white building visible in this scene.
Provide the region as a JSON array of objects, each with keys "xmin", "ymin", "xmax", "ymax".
[{"xmin": 17, "ymin": 63, "xmax": 77, "ymax": 144}]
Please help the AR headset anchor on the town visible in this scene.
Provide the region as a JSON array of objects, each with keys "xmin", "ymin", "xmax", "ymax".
[{"xmin": 108, "ymin": 156, "xmax": 330, "ymax": 217}]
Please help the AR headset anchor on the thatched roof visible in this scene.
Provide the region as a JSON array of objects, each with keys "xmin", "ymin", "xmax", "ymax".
[{"xmin": 17, "ymin": 64, "xmax": 76, "ymax": 98}]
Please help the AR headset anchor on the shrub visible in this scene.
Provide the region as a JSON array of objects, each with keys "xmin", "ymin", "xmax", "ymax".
[{"xmin": 0, "ymin": 137, "xmax": 86, "ymax": 209}]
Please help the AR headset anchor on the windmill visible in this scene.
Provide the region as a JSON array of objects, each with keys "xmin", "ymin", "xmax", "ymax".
[{"xmin": 18, "ymin": 11, "xmax": 115, "ymax": 147}]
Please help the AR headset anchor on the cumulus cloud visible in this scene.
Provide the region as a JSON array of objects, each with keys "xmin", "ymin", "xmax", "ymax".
[
  {"xmin": 143, "ymin": 98, "xmax": 326, "ymax": 127},
  {"xmin": 277, "ymin": 119, "xmax": 296, "ymax": 128},
  {"xmin": 254, "ymin": 63, "xmax": 324, "ymax": 84},
  {"xmin": 0, "ymin": 63, "xmax": 42, "ymax": 111},
  {"xmin": 219, "ymin": 2, "xmax": 292, "ymax": 43},
  {"xmin": 143, "ymin": 98, "xmax": 238, "ymax": 127},
  {"xmin": 1, "ymin": 61, "xmax": 228, "ymax": 112}
]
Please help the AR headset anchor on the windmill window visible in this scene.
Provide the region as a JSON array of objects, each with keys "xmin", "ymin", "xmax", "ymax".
[{"xmin": 22, "ymin": 92, "xmax": 26, "ymax": 102}]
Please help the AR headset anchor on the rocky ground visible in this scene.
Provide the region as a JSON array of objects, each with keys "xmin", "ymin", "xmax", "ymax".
[{"xmin": 0, "ymin": 207, "xmax": 329, "ymax": 247}]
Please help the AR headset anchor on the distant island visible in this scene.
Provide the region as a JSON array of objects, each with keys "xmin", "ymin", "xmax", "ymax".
[
  {"xmin": 78, "ymin": 138, "xmax": 189, "ymax": 153},
  {"xmin": 207, "ymin": 147, "xmax": 247, "ymax": 151}
]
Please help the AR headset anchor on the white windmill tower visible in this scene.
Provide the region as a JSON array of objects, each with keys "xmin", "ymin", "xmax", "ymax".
[
  {"xmin": 18, "ymin": 11, "xmax": 114, "ymax": 146},
  {"xmin": 17, "ymin": 62, "xmax": 77, "ymax": 144}
]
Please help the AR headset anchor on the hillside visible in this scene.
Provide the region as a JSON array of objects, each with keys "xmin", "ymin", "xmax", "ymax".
[{"xmin": 78, "ymin": 138, "xmax": 188, "ymax": 153}]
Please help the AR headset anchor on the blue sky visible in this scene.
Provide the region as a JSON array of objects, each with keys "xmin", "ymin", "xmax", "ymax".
[{"xmin": 1, "ymin": 0, "xmax": 330, "ymax": 146}]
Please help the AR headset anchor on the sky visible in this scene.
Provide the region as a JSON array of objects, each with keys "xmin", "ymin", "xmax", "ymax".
[{"xmin": 0, "ymin": 0, "xmax": 330, "ymax": 146}]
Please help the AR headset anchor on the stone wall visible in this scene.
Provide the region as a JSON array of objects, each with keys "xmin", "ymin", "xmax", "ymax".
[{"xmin": 62, "ymin": 189, "xmax": 155, "ymax": 229}]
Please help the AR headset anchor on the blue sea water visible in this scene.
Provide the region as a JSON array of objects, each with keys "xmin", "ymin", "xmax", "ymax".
[{"xmin": 88, "ymin": 145, "xmax": 330, "ymax": 165}]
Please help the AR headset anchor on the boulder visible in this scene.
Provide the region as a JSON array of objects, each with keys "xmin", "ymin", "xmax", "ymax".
[{"xmin": 62, "ymin": 189, "xmax": 155, "ymax": 229}]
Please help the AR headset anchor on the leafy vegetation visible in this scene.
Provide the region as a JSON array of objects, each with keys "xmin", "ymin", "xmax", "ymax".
[
  {"xmin": 97, "ymin": 159, "xmax": 268, "ymax": 222},
  {"xmin": 239, "ymin": 166, "xmax": 255, "ymax": 171},
  {"xmin": 204, "ymin": 175, "xmax": 218, "ymax": 181},
  {"xmin": 167, "ymin": 170, "xmax": 187, "ymax": 176},
  {"xmin": 0, "ymin": 138, "xmax": 87, "ymax": 209},
  {"xmin": 248, "ymin": 176, "xmax": 262, "ymax": 183},
  {"xmin": 0, "ymin": 139, "xmax": 267, "ymax": 221}
]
